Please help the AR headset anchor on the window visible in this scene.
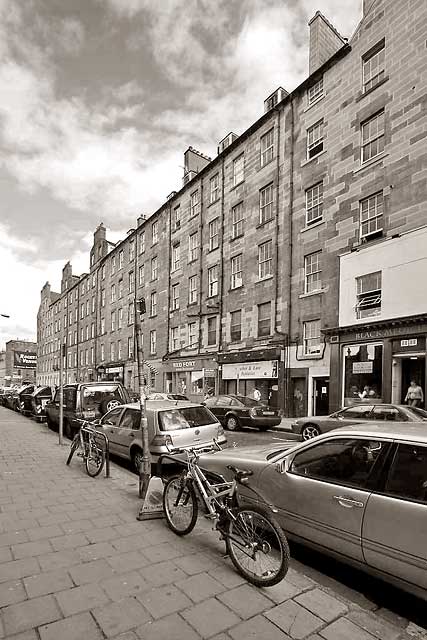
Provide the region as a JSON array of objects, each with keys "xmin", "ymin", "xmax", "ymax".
[
  {"xmin": 307, "ymin": 120, "xmax": 324, "ymax": 159},
  {"xmin": 363, "ymin": 42, "xmax": 385, "ymax": 93},
  {"xmin": 209, "ymin": 218, "xmax": 219, "ymax": 251},
  {"xmin": 171, "ymin": 327, "xmax": 180, "ymax": 352},
  {"xmin": 152, "ymin": 220, "xmax": 158, "ymax": 244},
  {"xmin": 233, "ymin": 154, "xmax": 244, "ymax": 186},
  {"xmin": 111, "ymin": 256, "xmax": 116, "ymax": 274},
  {"xmin": 231, "ymin": 254, "xmax": 243, "ymax": 289},
  {"xmin": 139, "ymin": 231, "xmax": 145, "ymax": 254},
  {"xmin": 171, "ymin": 284, "xmax": 180, "ymax": 311},
  {"xmin": 119, "ymin": 250, "xmax": 124, "ymax": 269},
  {"xmin": 291, "ymin": 438, "xmax": 385, "ymax": 489},
  {"xmin": 150, "ymin": 330, "xmax": 156, "ymax": 354},
  {"xmin": 111, "ymin": 311, "xmax": 116, "ymax": 332},
  {"xmin": 189, "ymin": 275, "xmax": 198, "ymax": 304},
  {"xmin": 210, "ymin": 174, "xmax": 219, "ymax": 203},
  {"xmin": 258, "ymin": 241, "xmax": 273, "ymax": 279},
  {"xmin": 128, "ymin": 271, "xmax": 134, "ymax": 294},
  {"xmin": 86, "ymin": 300, "xmax": 89, "ymax": 316},
  {"xmin": 308, "ymin": 76, "xmax": 323, "ymax": 105},
  {"xmin": 260, "ymin": 129, "xmax": 274, "ymax": 166},
  {"xmin": 361, "ymin": 111, "xmax": 384, "ymax": 163},
  {"xmin": 306, "ymin": 182, "xmax": 323, "ymax": 226},
  {"xmin": 188, "ymin": 322, "xmax": 198, "ymax": 347},
  {"xmin": 100, "ymin": 317, "xmax": 105, "ymax": 334},
  {"xmin": 110, "ymin": 342, "xmax": 115, "ymax": 361},
  {"xmin": 207, "ymin": 316, "xmax": 217, "ymax": 346},
  {"xmin": 110, "ymin": 284, "xmax": 116, "ymax": 303},
  {"xmin": 258, "ymin": 302, "xmax": 271, "ymax": 337},
  {"xmin": 303, "ymin": 319, "xmax": 321, "ymax": 355},
  {"xmin": 80, "ymin": 304, "xmax": 84, "ymax": 319},
  {"xmin": 360, "ymin": 192, "xmax": 383, "ymax": 238},
  {"xmin": 188, "ymin": 232, "xmax": 199, "ymax": 262},
  {"xmin": 230, "ymin": 310, "xmax": 242, "ymax": 342},
  {"xmin": 80, "ymin": 327, "xmax": 84, "ymax": 341},
  {"xmin": 118, "ymin": 308, "xmax": 123, "ymax": 329},
  {"xmin": 117, "ymin": 340, "xmax": 121, "ymax": 360},
  {"xmin": 190, "ymin": 190, "xmax": 200, "ymax": 217},
  {"xmin": 86, "ymin": 325, "xmax": 89, "ymax": 340},
  {"xmin": 150, "ymin": 292, "xmax": 157, "ymax": 317},
  {"xmin": 343, "ymin": 342, "xmax": 383, "ymax": 406},
  {"xmin": 69, "ymin": 311, "xmax": 73, "ymax": 325},
  {"xmin": 100, "ymin": 343, "xmax": 105, "ymax": 361},
  {"xmin": 172, "ymin": 244, "xmax": 180, "ymax": 271},
  {"xmin": 173, "ymin": 205, "xmax": 181, "ymax": 230},
  {"xmin": 151, "ymin": 257, "xmax": 158, "ymax": 281},
  {"xmin": 356, "ymin": 271, "xmax": 381, "ymax": 318},
  {"xmin": 208, "ymin": 265, "xmax": 218, "ymax": 297},
  {"xmin": 305, "ymin": 251, "xmax": 322, "ymax": 293},
  {"xmin": 118, "ymin": 279, "xmax": 123, "ymax": 299},
  {"xmin": 138, "ymin": 265, "xmax": 144, "ymax": 287},
  {"xmin": 384, "ymin": 444, "xmax": 427, "ymax": 504},
  {"xmin": 128, "ymin": 336, "xmax": 134, "ymax": 359},
  {"xmin": 128, "ymin": 302, "xmax": 135, "ymax": 325},
  {"xmin": 232, "ymin": 202, "xmax": 244, "ymax": 238},
  {"xmin": 260, "ymin": 184, "xmax": 274, "ymax": 224},
  {"xmin": 92, "ymin": 274, "xmax": 96, "ymax": 288},
  {"xmin": 129, "ymin": 239, "xmax": 135, "ymax": 262},
  {"xmin": 91, "ymin": 323, "xmax": 95, "ymax": 338},
  {"xmin": 91, "ymin": 346, "xmax": 94, "ymax": 364}
]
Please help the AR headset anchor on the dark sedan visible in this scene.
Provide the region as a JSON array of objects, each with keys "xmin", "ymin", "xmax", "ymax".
[
  {"xmin": 204, "ymin": 394, "xmax": 281, "ymax": 431},
  {"xmin": 292, "ymin": 403, "xmax": 427, "ymax": 440}
]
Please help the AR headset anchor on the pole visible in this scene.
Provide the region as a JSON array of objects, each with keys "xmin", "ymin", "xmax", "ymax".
[
  {"xmin": 134, "ymin": 299, "xmax": 152, "ymax": 509},
  {"xmin": 59, "ymin": 343, "xmax": 64, "ymax": 446}
]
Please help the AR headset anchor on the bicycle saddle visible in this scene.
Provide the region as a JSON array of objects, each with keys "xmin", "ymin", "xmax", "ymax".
[{"xmin": 226, "ymin": 465, "xmax": 254, "ymax": 481}]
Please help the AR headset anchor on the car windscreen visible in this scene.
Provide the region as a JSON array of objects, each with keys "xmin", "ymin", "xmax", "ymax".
[
  {"xmin": 158, "ymin": 406, "xmax": 218, "ymax": 431},
  {"xmin": 234, "ymin": 396, "xmax": 260, "ymax": 407},
  {"xmin": 406, "ymin": 407, "xmax": 427, "ymax": 420}
]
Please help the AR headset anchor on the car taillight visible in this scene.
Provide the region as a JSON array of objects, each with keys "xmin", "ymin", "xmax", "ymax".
[
  {"xmin": 151, "ymin": 433, "xmax": 174, "ymax": 448},
  {"xmin": 249, "ymin": 408, "xmax": 257, "ymax": 418},
  {"xmin": 36, "ymin": 405, "xmax": 42, "ymax": 413}
]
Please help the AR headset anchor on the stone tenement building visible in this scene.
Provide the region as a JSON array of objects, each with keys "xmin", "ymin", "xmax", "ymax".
[{"xmin": 37, "ymin": 0, "xmax": 427, "ymax": 416}]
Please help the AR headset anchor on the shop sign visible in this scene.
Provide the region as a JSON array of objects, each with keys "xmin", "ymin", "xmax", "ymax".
[
  {"xmin": 13, "ymin": 351, "xmax": 36, "ymax": 369},
  {"xmin": 105, "ymin": 366, "xmax": 123, "ymax": 374},
  {"xmin": 222, "ymin": 360, "xmax": 278, "ymax": 380},
  {"xmin": 203, "ymin": 369, "xmax": 216, "ymax": 378},
  {"xmin": 172, "ymin": 361, "xmax": 195, "ymax": 369},
  {"xmin": 353, "ymin": 362, "xmax": 373, "ymax": 374},
  {"xmin": 401, "ymin": 339, "xmax": 417, "ymax": 347}
]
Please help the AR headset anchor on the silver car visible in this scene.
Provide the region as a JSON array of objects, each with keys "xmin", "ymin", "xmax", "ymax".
[
  {"xmin": 96, "ymin": 400, "xmax": 226, "ymax": 472},
  {"xmin": 198, "ymin": 423, "xmax": 427, "ymax": 601}
]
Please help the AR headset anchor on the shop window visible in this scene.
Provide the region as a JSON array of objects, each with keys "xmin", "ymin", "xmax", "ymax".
[
  {"xmin": 191, "ymin": 370, "xmax": 204, "ymax": 395},
  {"xmin": 343, "ymin": 343, "xmax": 383, "ymax": 406},
  {"xmin": 356, "ymin": 271, "xmax": 381, "ymax": 319}
]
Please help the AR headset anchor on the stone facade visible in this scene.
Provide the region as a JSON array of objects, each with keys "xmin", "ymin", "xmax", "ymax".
[{"xmin": 37, "ymin": 0, "xmax": 427, "ymax": 415}]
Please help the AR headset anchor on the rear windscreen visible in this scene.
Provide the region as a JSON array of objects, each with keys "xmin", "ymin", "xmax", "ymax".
[
  {"xmin": 81, "ymin": 385, "xmax": 122, "ymax": 410},
  {"xmin": 158, "ymin": 406, "xmax": 218, "ymax": 431}
]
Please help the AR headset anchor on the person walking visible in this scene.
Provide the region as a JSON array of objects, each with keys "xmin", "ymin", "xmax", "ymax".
[{"xmin": 405, "ymin": 380, "xmax": 424, "ymax": 407}]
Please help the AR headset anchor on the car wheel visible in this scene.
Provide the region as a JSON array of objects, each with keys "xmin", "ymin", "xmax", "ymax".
[
  {"xmin": 301, "ymin": 424, "xmax": 320, "ymax": 440},
  {"xmin": 226, "ymin": 415, "xmax": 239, "ymax": 431},
  {"xmin": 132, "ymin": 447, "xmax": 144, "ymax": 472}
]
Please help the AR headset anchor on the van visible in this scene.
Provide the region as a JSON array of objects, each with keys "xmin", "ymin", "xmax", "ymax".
[{"xmin": 95, "ymin": 400, "xmax": 227, "ymax": 473}]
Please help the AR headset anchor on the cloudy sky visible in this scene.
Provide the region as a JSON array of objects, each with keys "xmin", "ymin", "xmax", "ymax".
[{"xmin": 0, "ymin": 0, "xmax": 363, "ymax": 350}]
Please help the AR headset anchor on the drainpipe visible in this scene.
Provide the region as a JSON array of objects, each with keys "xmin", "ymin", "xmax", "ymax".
[
  {"xmin": 218, "ymin": 156, "xmax": 226, "ymax": 393},
  {"xmin": 197, "ymin": 180, "xmax": 204, "ymax": 353},
  {"xmin": 285, "ymin": 97, "xmax": 295, "ymax": 416}
]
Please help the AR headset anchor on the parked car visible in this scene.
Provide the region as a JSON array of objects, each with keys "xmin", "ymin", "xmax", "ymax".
[
  {"xmin": 292, "ymin": 403, "xmax": 427, "ymax": 440},
  {"xmin": 0, "ymin": 387, "xmax": 12, "ymax": 406},
  {"xmin": 191, "ymin": 423, "xmax": 427, "ymax": 601},
  {"xmin": 30, "ymin": 386, "xmax": 53, "ymax": 421},
  {"xmin": 7, "ymin": 384, "xmax": 35, "ymax": 412},
  {"xmin": 2, "ymin": 387, "xmax": 17, "ymax": 410},
  {"xmin": 45, "ymin": 382, "xmax": 130, "ymax": 439},
  {"xmin": 95, "ymin": 400, "xmax": 227, "ymax": 473},
  {"xmin": 204, "ymin": 394, "xmax": 281, "ymax": 431},
  {"xmin": 19, "ymin": 385, "xmax": 36, "ymax": 415},
  {"xmin": 146, "ymin": 392, "xmax": 189, "ymax": 401}
]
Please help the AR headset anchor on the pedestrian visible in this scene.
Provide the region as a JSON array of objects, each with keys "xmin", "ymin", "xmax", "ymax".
[
  {"xmin": 253, "ymin": 387, "xmax": 261, "ymax": 402},
  {"xmin": 405, "ymin": 380, "xmax": 424, "ymax": 407}
]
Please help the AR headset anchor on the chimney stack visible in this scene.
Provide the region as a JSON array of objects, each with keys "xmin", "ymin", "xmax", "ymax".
[
  {"xmin": 308, "ymin": 12, "xmax": 346, "ymax": 75},
  {"xmin": 137, "ymin": 215, "xmax": 146, "ymax": 227}
]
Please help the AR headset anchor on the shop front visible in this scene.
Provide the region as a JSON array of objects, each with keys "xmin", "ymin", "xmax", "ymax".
[
  {"xmin": 97, "ymin": 363, "xmax": 124, "ymax": 384},
  {"xmin": 327, "ymin": 316, "xmax": 427, "ymax": 411},
  {"xmin": 218, "ymin": 348, "xmax": 283, "ymax": 410},
  {"xmin": 162, "ymin": 357, "xmax": 218, "ymax": 402}
]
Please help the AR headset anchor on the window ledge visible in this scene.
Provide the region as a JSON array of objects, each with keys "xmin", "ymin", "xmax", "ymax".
[
  {"xmin": 301, "ymin": 150, "xmax": 327, "ymax": 167},
  {"xmin": 229, "ymin": 234, "xmax": 244, "ymax": 243},
  {"xmin": 300, "ymin": 220, "xmax": 324, "ymax": 233},
  {"xmin": 208, "ymin": 198, "xmax": 220, "ymax": 208},
  {"xmin": 304, "ymin": 95, "xmax": 325, "ymax": 113},
  {"xmin": 259, "ymin": 157, "xmax": 275, "ymax": 171},
  {"xmin": 256, "ymin": 276, "xmax": 274, "ymax": 284},
  {"xmin": 230, "ymin": 180, "xmax": 245, "ymax": 192},
  {"xmin": 229, "ymin": 285, "xmax": 244, "ymax": 293},
  {"xmin": 354, "ymin": 152, "xmax": 388, "ymax": 174},
  {"xmin": 299, "ymin": 288, "xmax": 326, "ymax": 299},
  {"xmin": 208, "ymin": 246, "xmax": 219, "ymax": 253},
  {"xmin": 256, "ymin": 218, "xmax": 274, "ymax": 229},
  {"xmin": 356, "ymin": 76, "xmax": 389, "ymax": 103}
]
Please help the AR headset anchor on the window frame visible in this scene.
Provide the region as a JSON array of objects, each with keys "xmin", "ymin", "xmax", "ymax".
[
  {"xmin": 207, "ymin": 265, "xmax": 219, "ymax": 298},
  {"xmin": 207, "ymin": 316, "xmax": 217, "ymax": 346},
  {"xmin": 233, "ymin": 154, "xmax": 244, "ymax": 187},
  {"xmin": 189, "ymin": 275, "xmax": 198, "ymax": 304},
  {"xmin": 361, "ymin": 110, "xmax": 385, "ymax": 164},
  {"xmin": 307, "ymin": 120, "xmax": 324, "ymax": 159},
  {"xmin": 304, "ymin": 251, "xmax": 322, "ymax": 294},
  {"xmin": 259, "ymin": 184, "xmax": 274, "ymax": 224},
  {"xmin": 172, "ymin": 244, "xmax": 181, "ymax": 272},
  {"xmin": 209, "ymin": 218, "xmax": 219, "ymax": 251},
  {"xmin": 152, "ymin": 220, "xmax": 158, "ymax": 245},
  {"xmin": 258, "ymin": 240, "xmax": 273, "ymax": 280},
  {"xmin": 151, "ymin": 256, "xmax": 158, "ymax": 281},
  {"xmin": 210, "ymin": 174, "xmax": 219, "ymax": 203},
  {"xmin": 230, "ymin": 254, "xmax": 243, "ymax": 290},
  {"xmin": 188, "ymin": 232, "xmax": 199, "ymax": 263},
  {"xmin": 303, "ymin": 319, "xmax": 321, "ymax": 356},
  {"xmin": 170, "ymin": 326, "xmax": 180, "ymax": 352},
  {"xmin": 190, "ymin": 190, "xmax": 200, "ymax": 218},
  {"xmin": 188, "ymin": 321, "xmax": 198, "ymax": 347},
  {"xmin": 257, "ymin": 302, "xmax": 271, "ymax": 338},
  {"xmin": 149, "ymin": 330, "xmax": 156, "ymax": 355},
  {"xmin": 306, "ymin": 182, "xmax": 324, "ymax": 226},
  {"xmin": 362, "ymin": 41, "xmax": 385, "ymax": 93},
  {"xmin": 171, "ymin": 283, "xmax": 180, "ymax": 311},
  {"xmin": 150, "ymin": 291, "xmax": 157, "ymax": 317},
  {"xmin": 360, "ymin": 191, "xmax": 384, "ymax": 239},
  {"xmin": 356, "ymin": 271, "xmax": 382, "ymax": 319},
  {"xmin": 260, "ymin": 128, "xmax": 274, "ymax": 167},
  {"xmin": 308, "ymin": 76, "xmax": 324, "ymax": 106},
  {"xmin": 230, "ymin": 310, "xmax": 242, "ymax": 342},
  {"xmin": 231, "ymin": 202, "xmax": 244, "ymax": 239}
]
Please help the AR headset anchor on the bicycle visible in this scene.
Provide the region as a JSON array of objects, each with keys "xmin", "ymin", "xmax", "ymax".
[
  {"xmin": 161, "ymin": 442, "xmax": 289, "ymax": 587},
  {"xmin": 66, "ymin": 419, "xmax": 105, "ymax": 478}
]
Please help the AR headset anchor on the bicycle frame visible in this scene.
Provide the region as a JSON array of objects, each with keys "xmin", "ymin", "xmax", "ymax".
[{"xmin": 186, "ymin": 456, "xmax": 236, "ymax": 518}]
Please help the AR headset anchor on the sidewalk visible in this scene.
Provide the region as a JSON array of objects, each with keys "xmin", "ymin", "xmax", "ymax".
[{"xmin": 0, "ymin": 408, "xmax": 423, "ymax": 640}]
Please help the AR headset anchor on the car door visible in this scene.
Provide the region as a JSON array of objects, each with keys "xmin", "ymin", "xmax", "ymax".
[
  {"xmin": 362, "ymin": 442, "xmax": 427, "ymax": 590},
  {"xmin": 258, "ymin": 436, "xmax": 388, "ymax": 563},
  {"xmin": 212, "ymin": 396, "xmax": 232, "ymax": 423},
  {"xmin": 47, "ymin": 390, "xmax": 60, "ymax": 424},
  {"xmin": 99, "ymin": 407, "xmax": 125, "ymax": 456},
  {"xmin": 110, "ymin": 408, "xmax": 141, "ymax": 459},
  {"xmin": 335, "ymin": 405, "xmax": 375, "ymax": 425}
]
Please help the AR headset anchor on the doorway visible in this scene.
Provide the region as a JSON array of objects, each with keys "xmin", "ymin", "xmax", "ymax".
[
  {"xmin": 313, "ymin": 378, "xmax": 329, "ymax": 415},
  {"xmin": 400, "ymin": 356, "xmax": 425, "ymax": 407}
]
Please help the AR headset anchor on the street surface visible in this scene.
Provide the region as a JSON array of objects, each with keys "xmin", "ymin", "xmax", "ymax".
[{"xmin": 0, "ymin": 408, "xmax": 426, "ymax": 640}]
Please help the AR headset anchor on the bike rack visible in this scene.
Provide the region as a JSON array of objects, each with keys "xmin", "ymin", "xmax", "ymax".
[{"xmin": 68, "ymin": 425, "xmax": 111, "ymax": 478}]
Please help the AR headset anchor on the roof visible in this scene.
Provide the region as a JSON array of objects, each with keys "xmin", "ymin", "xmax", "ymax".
[
  {"xmin": 122, "ymin": 400, "xmax": 204, "ymax": 411},
  {"xmin": 323, "ymin": 423, "xmax": 427, "ymax": 444}
]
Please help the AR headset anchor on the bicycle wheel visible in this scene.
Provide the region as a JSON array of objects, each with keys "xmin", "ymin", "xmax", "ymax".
[
  {"xmin": 85, "ymin": 440, "xmax": 105, "ymax": 477},
  {"xmin": 225, "ymin": 504, "xmax": 289, "ymax": 587},
  {"xmin": 163, "ymin": 475, "xmax": 198, "ymax": 535},
  {"xmin": 66, "ymin": 434, "xmax": 80, "ymax": 466}
]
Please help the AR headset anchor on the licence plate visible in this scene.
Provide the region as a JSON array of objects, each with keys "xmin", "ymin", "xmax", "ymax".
[{"xmin": 263, "ymin": 411, "xmax": 274, "ymax": 415}]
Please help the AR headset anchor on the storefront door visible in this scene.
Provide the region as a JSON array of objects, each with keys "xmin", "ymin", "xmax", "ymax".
[
  {"xmin": 313, "ymin": 378, "xmax": 329, "ymax": 415},
  {"xmin": 400, "ymin": 356, "xmax": 425, "ymax": 407}
]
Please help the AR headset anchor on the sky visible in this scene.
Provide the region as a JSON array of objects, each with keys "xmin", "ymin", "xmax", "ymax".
[{"xmin": 0, "ymin": 0, "xmax": 363, "ymax": 350}]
